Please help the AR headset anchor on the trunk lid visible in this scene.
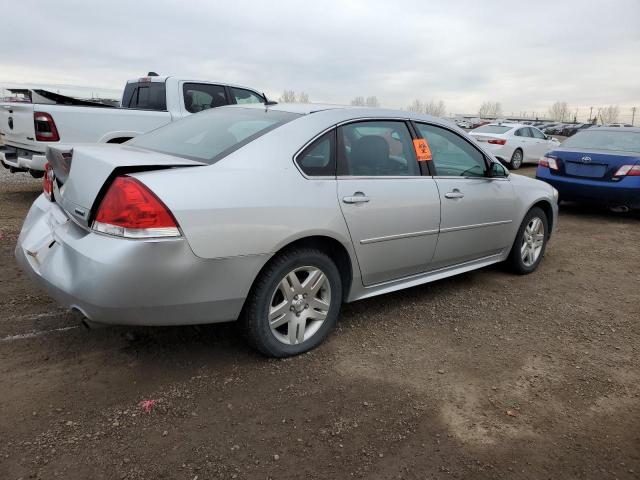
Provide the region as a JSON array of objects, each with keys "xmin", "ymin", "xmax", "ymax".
[
  {"xmin": 47, "ymin": 144, "xmax": 205, "ymax": 227},
  {"xmin": 549, "ymin": 148, "xmax": 640, "ymax": 181},
  {"xmin": 0, "ymin": 103, "xmax": 36, "ymax": 149}
]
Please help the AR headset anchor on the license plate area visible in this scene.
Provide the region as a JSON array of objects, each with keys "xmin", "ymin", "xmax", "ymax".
[{"xmin": 564, "ymin": 162, "xmax": 606, "ymax": 178}]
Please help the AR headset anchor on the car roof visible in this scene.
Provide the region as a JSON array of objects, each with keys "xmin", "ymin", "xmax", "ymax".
[
  {"xmin": 582, "ymin": 126, "xmax": 640, "ymax": 133},
  {"xmin": 224, "ymin": 103, "xmax": 453, "ymax": 124}
]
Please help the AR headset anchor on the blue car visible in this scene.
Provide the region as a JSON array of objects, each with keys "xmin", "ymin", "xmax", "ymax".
[{"xmin": 536, "ymin": 127, "xmax": 640, "ymax": 211}]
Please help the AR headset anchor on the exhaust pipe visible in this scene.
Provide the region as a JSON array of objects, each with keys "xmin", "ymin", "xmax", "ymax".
[{"xmin": 609, "ymin": 205, "xmax": 630, "ymax": 213}]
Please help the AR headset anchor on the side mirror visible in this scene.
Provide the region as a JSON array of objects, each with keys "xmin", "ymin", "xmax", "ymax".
[{"xmin": 488, "ymin": 162, "xmax": 508, "ymax": 178}]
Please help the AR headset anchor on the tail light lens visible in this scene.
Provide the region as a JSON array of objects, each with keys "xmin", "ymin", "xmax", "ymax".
[
  {"xmin": 34, "ymin": 112, "xmax": 60, "ymax": 142},
  {"xmin": 488, "ymin": 139, "xmax": 506, "ymax": 145},
  {"xmin": 540, "ymin": 156, "xmax": 558, "ymax": 170},
  {"xmin": 42, "ymin": 163, "xmax": 54, "ymax": 201},
  {"xmin": 614, "ymin": 165, "xmax": 640, "ymax": 177},
  {"xmin": 92, "ymin": 176, "xmax": 180, "ymax": 238}
]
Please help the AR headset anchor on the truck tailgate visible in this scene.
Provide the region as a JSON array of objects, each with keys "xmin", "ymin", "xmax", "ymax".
[{"xmin": 0, "ymin": 103, "xmax": 36, "ymax": 150}]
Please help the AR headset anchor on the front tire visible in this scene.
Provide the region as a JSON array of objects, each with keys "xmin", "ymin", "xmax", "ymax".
[
  {"xmin": 507, "ymin": 207, "xmax": 548, "ymax": 274},
  {"xmin": 509, "ymin": 149, "xmax": 523, "ymax": 169},
  {"xmin": 242, "ymin": 247, "xmax": 342, "ymax": 357}
]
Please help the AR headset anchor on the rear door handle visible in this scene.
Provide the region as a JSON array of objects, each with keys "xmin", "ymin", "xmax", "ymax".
[
  {"xmin": 342, "ymin": 192, "xmax": 370, "ymax": 204},
  {"xmin": 444, "ymin": 191, "xmax": 464, "ymax": 199}
]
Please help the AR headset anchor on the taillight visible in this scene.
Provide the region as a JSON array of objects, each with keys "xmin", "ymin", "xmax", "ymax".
[
  {"xmin": 34, "ymin": 112, "xmax": 60, "ymax": 142},
  {"xmin": 540, "ymin": 156, "xmax": 558, "ymax": 170},
  {"xmin": 42, "ymin": 162, "xmax": 54, "ymax": 201},
  {"xmin": 92, "ymin": 176, "xmax": 180, "ymax": 238},
  {"xmin": 488, "ymin": 139, "xmax": 506, "ymax": 145},
  {"xmin": 614, "ymin": 165, "xmax": 640, "ymax": 177}
]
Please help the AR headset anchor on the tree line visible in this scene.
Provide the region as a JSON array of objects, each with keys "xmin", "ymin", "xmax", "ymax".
[{"xmin": 275, "ymin": 90, "xmax": 625, "ymax": 124}]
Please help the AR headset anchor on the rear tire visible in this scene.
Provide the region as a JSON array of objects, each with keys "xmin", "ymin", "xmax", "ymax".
[
  {"xmin": 241, "ymin": 247, "xmax": 342, "ymax": 357},
  {"xmin": 509, "ymin": 149, "xmax": 523, "ymax": 169},
  {"xmin": 507, "ymin": 207, "xmax": 548, "ymax": 274}
]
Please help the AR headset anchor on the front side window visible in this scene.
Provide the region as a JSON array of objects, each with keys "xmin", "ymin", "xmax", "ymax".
[
  {"xmin": 296, "ymin": 131, "xmax": 335, "ymax": 176},
  {"xmin": 338, "ymin": 121, "xmax": 419, "ymax": 176},
  {"xmin": 231, "ymin": 87, "xmax": 264, "ymax": 105},
  {"xmin": 416, "ymin": 123, "xmax": 487, "ymax": 177},
  {"xmin": 129, "ymin": 107, "xmax": 300, "ymax": 164},
  {"xmin": 183, "ymin": 83, "xmax": 227, "ymax": 113},
  {"xmin": 531, "ymin": 128, "xmax": 546, "ymax": 139}
]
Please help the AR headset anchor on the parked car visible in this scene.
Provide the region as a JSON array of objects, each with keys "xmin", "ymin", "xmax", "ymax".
[
  {"xmin": 469, "ymin": 123, "xmax": 560, "ymax": 169},
  {"xmin": 16, "ymin": 104, "xmax": 557, "ymax": 357},
  {"xmin": 536, "ymin": 127, "xmax": 640, "ymax": 211},
  {"xmin": 0, "ymin": 74, "xmax": 266, "ymax": 176},
  {"xmin": 605, "ymin": 123, "xmax": 634, "ymax": 128},
  {"xmin": 541, "ymin": 123, "xmax": 559, "ymax": 134}
]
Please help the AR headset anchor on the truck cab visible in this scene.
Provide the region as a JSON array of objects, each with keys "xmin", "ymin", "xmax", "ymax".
[{"xmin": 0, "ymin": 75, "xmax": 266, "ymax": 176}]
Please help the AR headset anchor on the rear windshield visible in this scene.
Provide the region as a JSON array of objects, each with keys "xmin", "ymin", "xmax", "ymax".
[
  {"xmin": 128, "ymin": 107, "xmax": 300, "ymax": 163},
  {"xmin": 561, "ymin": 130, "xmax": 640, "ymax": 153},
  {"xmin": 472, "ymin": 125, "xmax": 512, "ymax": 134},
  {"xmin": 122, "ymin": 81, "xmax": 167, "ymax": 110}
]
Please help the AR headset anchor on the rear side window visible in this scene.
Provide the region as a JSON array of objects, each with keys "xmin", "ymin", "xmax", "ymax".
[
  {"xmin": 122, "ymin": 82, "xmax": 167, "ymax": 110},
  {"xmin": 183, "ymin": 83, "xmax": 228, "ymax": 113},
  {"xmin": 514, "ymin": 128, "xmax": 532, "ymax": 137},
  {"xmin": 296, "ymin": 131, "xmax": 335, "ymax": 177},
  {"xmin": 338, "ymin": 121, "xmax": 419, "ymax": 176},
  {"xmin": 128, "ymin": 107, "xmax": 300, "ymax": 164},
  {"xmin": 231, "ymin": 87, "xmax": 264, "ymax": 105}
]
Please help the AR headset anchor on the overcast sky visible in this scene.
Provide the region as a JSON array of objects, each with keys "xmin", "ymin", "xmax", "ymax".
[{"xmin": 2, "ymin": 0, "xmax": 639, "ymax": 120}]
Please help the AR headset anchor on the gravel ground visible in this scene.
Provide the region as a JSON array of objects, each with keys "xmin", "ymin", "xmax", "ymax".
[{"xmin": 0, "ymin": 166, "xmax": 639, "ymax": 479}]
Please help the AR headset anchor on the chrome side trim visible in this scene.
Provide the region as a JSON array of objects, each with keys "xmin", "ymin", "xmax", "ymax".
[
  {"xmin": 440, "ymin": 219, "xmax": 512, "ymax": 233},
  {"xmin": 362, "ymin": 252, "xmax": 504, "ymax": 290},
  {"xmin": 360, "ymin": 229, "xmax": 439, "ymax": 245}
]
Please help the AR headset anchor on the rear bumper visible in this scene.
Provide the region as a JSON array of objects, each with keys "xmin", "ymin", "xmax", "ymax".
[
  {"xmin": 0, "ymin": 144, "xmax": 46, "ymax": 171},
  {"xmin": 536, "ymin": 167, "xmax": 640, "ymax": 209},
  {"xmin": 15, "ymin": 195, "xmax": 271, "ymax": 326}
]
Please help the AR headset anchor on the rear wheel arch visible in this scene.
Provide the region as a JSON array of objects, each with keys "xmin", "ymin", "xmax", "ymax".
[{"xmin": 246, "ymin": 235, "xmax": 354, "ymax": 304}]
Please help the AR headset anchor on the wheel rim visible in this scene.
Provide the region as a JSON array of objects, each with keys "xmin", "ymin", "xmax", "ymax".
[
  {"xmin": 268, "ymin": 266, "xmax": 332, "ymax": 345},
  {"xmin": 521, "ymin": 217, "xmax": 545, "ymax": 267},
  {"xmin": 512, "ymin": 151, "xmax": 522, "ymax": 168}
]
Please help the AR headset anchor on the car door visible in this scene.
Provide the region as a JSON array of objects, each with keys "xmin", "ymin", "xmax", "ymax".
[
  {"xmin": 513, "ymin": 127, "xmax": 536, "ymax": 161},
  {"xmin": 336, "ymin": 120, "xmax": 441, "ymax": 286},
  {"xmin": 530, "ymin": 127, "xmax": 553, "ymax": 158},
  {"xmin": 414, "ymin": 122, "xmax": 517, "ymax": 269}
]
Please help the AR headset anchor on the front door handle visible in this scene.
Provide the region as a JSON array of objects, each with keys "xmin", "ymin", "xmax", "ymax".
[
  {"xmin": 444, "ymin": 190, "xmax": 464, "ymax": 199},
  {"xmin": 342, "ymin": 192, "xmax": 370, "ymax": 204}
]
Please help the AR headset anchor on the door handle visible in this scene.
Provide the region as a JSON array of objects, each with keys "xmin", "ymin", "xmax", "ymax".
[
  {"xmin": 342, "ymin": 192, "xmax": 370, "ymax": 204},
  {"xmin": 444, "ymin": 190, "xmax": 464, "ymax": 199}
]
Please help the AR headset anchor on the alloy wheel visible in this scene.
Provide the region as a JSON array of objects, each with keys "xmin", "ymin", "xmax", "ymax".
[
  {"xmin": 511, "ymin": 150, "xmax": 523, "ymax": 169},
  {"xmin": 268, "ymin": 266, "xmax": 332, "ymax": 345},
  {"xmin": 521, "ymin": 217, "xmax": 545, "ymax": 267}
]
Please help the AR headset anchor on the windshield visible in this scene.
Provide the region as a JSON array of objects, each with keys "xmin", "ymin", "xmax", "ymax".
[
  {"xmin": 128, "ymin": 107, "xmax": 301, "ymax": 163},
  {"xmin": 472, "ymin": 125, "xmax": 512, "ymax": 134},
  {"xmin": 561, "ymin": 130, "xmax": 640, "ymax": 153}
]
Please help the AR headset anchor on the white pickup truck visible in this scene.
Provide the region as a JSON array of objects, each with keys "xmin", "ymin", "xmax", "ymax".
[{"xmin": 0, "ymin": 75, "xmax": 266, "ymax": 176}]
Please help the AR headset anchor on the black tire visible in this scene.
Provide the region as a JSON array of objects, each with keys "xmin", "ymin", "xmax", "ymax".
[
  {"xmin": 241, "ymin": 247, "xmax": 342, "ymax": 357},
  {"xmin": 509, "ymin": 149, "xmax": 523, "ymax": 169},
  {"xmin": 29, "ymin": 170, "xmax": 44, "ymax": 179},
  {"xmin": 506, "ymin": 207, "xmax": 549, "ymax": 275}
]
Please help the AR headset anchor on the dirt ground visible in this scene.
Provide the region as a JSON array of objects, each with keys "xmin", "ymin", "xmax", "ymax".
[{"xmin": 1, "ymin": 166, "xmax": 638, "ymax": 480}]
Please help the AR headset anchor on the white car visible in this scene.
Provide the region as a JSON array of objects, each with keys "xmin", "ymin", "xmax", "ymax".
[{"xmin": 469, "ymin": 123, "xmax": 560, "ymax": 169}]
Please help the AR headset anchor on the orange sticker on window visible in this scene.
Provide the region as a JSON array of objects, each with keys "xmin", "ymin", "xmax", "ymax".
[{"xmin": 413, "ymin": 139, "xmax": 432, "ymax": 161}]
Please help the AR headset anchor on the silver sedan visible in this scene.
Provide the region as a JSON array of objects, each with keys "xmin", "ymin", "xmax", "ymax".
[{"xmin": 16, "ymin": 104, "xmax": 558, "ymax": 357}]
